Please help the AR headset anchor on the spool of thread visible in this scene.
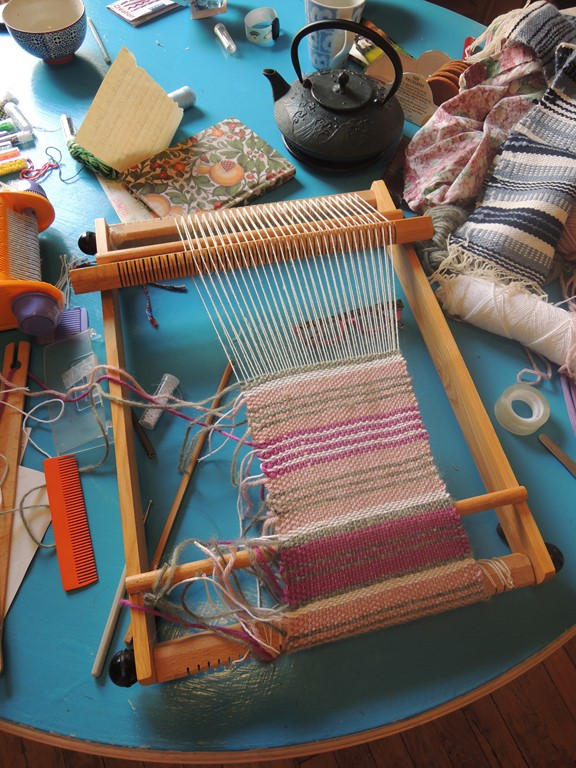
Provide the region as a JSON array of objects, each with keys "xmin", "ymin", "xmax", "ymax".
[
  {"xmin": 168, "ymin": 86, "xmax": 196, "ymax": 110},
  {"xmin": 436, "ymin": 275, "xmax": 576, "ymax": 371},
  {"xmin": 139, "ymin": 373, "xmax": 180, "ymax": 430},
  {"xmin": 494, "ymin": 383, "xmax": 550, "ymax": 436}
]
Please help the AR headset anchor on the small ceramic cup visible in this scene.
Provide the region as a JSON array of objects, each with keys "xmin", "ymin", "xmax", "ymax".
[
  {"xmin": 304, "ymin": 0, "xmax": 365, "ymax": 70},
  {"xmin": 4, "ymin": 0, "xmax": 86, "ymax": 64}
]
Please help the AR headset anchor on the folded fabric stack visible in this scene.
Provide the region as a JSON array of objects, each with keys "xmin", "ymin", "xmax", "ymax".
[{"xmin": 403, "ymin": 1, "xmax": 576, "ymax": 376}]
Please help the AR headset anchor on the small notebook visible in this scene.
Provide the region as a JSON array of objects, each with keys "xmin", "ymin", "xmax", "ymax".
[
  {"xmin": 121, "ymin": 118, "xmax": 296, "ymax": 217},
  {"xmin": 107, "ymin": 0, "xmax": 182, "ymax": 26}
]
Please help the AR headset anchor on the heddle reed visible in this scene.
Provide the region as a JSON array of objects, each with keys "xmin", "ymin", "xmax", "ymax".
[{"xmin": 70, "ymin": 181, "xmax": 555, "ymax": 685}]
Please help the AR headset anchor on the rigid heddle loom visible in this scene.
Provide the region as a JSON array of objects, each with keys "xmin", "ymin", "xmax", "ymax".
[{"xmin": 70, "ymin": 180, "xmax": 555, "ymax": 686}]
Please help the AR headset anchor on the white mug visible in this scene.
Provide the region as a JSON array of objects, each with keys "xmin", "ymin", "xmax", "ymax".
[{"xmin": 304, "ymin": 0, "xmax": 366, "ymax": 70}]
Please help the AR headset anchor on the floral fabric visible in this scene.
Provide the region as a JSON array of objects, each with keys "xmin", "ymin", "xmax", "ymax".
[{"xmin": 403, "ymin": 44, "xmax": 546, "ymax": 213}]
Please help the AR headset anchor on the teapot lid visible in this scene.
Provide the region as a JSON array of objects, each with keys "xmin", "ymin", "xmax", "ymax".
[{"xmin": 306, "ymin": 70, "xmax": 373, "ymax": 112}]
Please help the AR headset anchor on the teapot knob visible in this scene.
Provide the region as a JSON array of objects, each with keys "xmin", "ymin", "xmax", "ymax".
[{"xmin": 334, "ymin": 72, "xmax": 349, "ymax": 92}]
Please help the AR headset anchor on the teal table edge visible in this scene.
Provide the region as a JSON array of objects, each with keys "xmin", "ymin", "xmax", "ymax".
[{"xmin": 1, "ymin": 0, "xmax": 575, "ymax": 759}]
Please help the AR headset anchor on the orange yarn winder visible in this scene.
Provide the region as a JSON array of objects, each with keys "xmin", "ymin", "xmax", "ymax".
[{"xmin": 0, "ymin": 185, "xmax": 64, "ymax": 335}]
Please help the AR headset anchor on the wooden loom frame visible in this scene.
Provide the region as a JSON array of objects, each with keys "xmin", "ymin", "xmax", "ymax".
[{"xmin": 70, "ymin": 180, "xmax": 555, "ymax": 686}]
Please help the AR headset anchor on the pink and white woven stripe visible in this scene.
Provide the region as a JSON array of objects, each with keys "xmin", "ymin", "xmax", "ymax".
[{"xmin": 244, "ymin": 354, "xmax": 488, "ymax": 652}]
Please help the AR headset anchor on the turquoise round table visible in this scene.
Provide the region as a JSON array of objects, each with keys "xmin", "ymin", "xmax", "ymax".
[{"xmin": 0, "ymin": 0, "xmax": 575, "ymax": 761}]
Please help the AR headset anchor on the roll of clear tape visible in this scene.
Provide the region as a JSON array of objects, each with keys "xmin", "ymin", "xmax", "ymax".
[{"xmin": 494, "ymin": 383, "xmax": 550, "ymax": 436}]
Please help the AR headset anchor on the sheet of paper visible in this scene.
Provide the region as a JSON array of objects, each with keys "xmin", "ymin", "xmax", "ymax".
[
  {"xmin": 97, "ymin": 176, "xmax": 156, "ymax": 222},
  {"xmin": 4, "ymin": 467, "xmax": 51, "ymax": 617},
  {"xmin": 75, "ymin": 47, "xmax": 183, "ymax": 172}
]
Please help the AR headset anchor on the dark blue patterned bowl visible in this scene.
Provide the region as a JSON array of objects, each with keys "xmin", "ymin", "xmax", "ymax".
[{"xmin": 4, "ymin": 0, "xmax": 86, "ymax": 64}]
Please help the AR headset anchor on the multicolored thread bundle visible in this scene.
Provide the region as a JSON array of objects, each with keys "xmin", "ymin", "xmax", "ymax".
[{"xmin": 244, "ymin": 354, "xmax": 487, "ymax": 652}]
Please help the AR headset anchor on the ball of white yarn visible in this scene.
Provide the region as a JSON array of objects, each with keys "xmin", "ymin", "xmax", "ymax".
[{"xmin": 436, "ymin": 275, "xmax": 576, "ymax": 370}]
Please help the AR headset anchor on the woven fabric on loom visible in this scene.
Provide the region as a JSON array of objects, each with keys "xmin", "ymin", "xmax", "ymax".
[{"xmin": 244, "ymin": 354, "xmax": 488, "ymax": 652}]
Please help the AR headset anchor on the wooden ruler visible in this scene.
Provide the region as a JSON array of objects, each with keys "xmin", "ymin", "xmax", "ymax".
[{"xmin": 0, "ymin": 341, "xmax": 31, "ymax": 673}]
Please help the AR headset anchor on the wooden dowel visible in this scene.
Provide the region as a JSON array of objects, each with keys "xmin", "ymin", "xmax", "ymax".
[
  {"xmin": 71, "ymin": 215, "xmax": 433, "ymax": 296},
  {"xmin": 103, "ymin": 188, "xmax": 383, "ymax": 249},
  {"xmin": 456, "ymin": 486, "xmax": 527, "ymax": 515},
  {"xmin": 125, "ymin": 485, "xmax": 529, "ymax": 597},
  {"xmin": 123, "ymin": 363, "xmax": 233, "ymax": 645},
  {"xmin": 96, "ymin": 215, "xmax": 433, "ymax": 266}
]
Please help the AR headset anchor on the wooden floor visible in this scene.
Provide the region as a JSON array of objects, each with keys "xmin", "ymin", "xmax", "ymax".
[{"xmin": 2, "ymin": 634, "xmax": 575, "ymax": 768}]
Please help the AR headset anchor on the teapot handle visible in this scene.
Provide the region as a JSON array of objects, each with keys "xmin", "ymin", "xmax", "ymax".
[{"xmin": 291, "ymin": 19, "xmax": 404, "ymax": 103}]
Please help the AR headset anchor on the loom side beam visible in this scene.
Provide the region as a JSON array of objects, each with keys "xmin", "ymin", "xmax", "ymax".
[
  {"xmin": 370, "ymin": 179, "xmax": 555, "ymax": 584},
  {"xmin": 101, "ymin": 289, "xmax": 156, "ymax": 685}
]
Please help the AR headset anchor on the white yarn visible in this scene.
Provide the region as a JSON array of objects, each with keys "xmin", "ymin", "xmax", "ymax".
[{"xmin": 436, "ymin": 275, "xmax": 576, "ymax": 371}]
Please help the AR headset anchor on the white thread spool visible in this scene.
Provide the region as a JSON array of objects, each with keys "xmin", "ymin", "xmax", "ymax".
[
  {"xmin": 436, "ymin": 275, "xmax": 576, "ymax": 371},
  {"xmin": 494, "ymin": 383, "xmax": 550, "ymax": 436},
  {"xmin": 168, "ymin": 86, "xmax": 197, "ymax": 111},
  {"xmin": 139, "ymin": 373, "xmax": 180, "ymax": 430}
]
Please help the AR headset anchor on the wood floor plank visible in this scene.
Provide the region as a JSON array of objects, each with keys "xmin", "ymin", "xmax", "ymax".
[
  {"xmin": 492, "ymin": 662, "xmax": 576, "ymax": 768},
  {"xmin": 63, "ymin": 748, "xmax": 104, "ymax": 768},
  {"xmin": 400, "ymin": 722, "xmax": 454, "ymax": 768},
  {"xmin": 298, "ymin": 751, "xmax": 340, "ymax": 768},
  {"xmin": 544, "ymin": 646, "xmax": 576, "ymax": 721},
  {"xmin": 0, "ymin": 731, "xmax": 27, "ymax": 768},
  {"xmin": 431, "ymin": 710, "xmax": 491, "ymax": 768},
  {"xmin": 368, "ymin": 733, "xmax": 415, "ymax": 767},
  {"xmin": 22, "ymin": 738, "xmax": 68, "ymax": 768},
  {"xmin": 333, "ymin": 744, "xmax": 377, "ymax": 768},
  {"xmin": 463, "ymin": 695, "xmax": 529, "ymax": 768},
  {"xmin": 563, "ymin": 634, "xmax": 576, "ymax": 667}
]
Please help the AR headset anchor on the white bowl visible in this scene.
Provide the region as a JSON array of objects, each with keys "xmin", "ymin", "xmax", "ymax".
[{"xmin": 4, "ymin": 0, "xmax": 86, "ymax": 64}]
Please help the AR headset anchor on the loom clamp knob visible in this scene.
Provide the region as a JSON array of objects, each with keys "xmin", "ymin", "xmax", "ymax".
[
  {"xmin": 496, "ymin": 523, "xmax": 564, "ymax": 573},
  {"xmin": 109, "ymin": 647, "xmax": 138, "ymax": 687},
  {"xmin": 78, "ymin": 230, "xmax": 97, "ymax": 255}
]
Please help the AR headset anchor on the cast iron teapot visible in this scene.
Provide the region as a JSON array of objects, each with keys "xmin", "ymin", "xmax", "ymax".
[{"xmin": 263, "ymin": 19, "xmax": 404, "ymax": 170}]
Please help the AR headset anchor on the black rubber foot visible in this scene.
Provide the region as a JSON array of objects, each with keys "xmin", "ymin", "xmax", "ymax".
[
  {"xmin": 496, "ymin": 524, "xmax": 564, "ymax": 573},
  {"xmin": 78, "ymin": 230, "xmax": 97, "ymax": 255},
  {"xmin": 109, "ymin": 647, "xmax": 138, "ymax": 687}
]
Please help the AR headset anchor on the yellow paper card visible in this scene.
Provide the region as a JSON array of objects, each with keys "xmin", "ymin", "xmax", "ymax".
[{"xmin": 75, "ymin": 47, "xmax": 183, "ymax": 172}]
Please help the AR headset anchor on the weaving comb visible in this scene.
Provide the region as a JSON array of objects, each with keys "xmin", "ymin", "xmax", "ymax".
[
  {"xmin": 43, "ymin": 455, "xmax": 98, "ymax": 591},
  {"xmin": 70, "ymin": 181, "xmax": 555, "ymax": 685}
]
